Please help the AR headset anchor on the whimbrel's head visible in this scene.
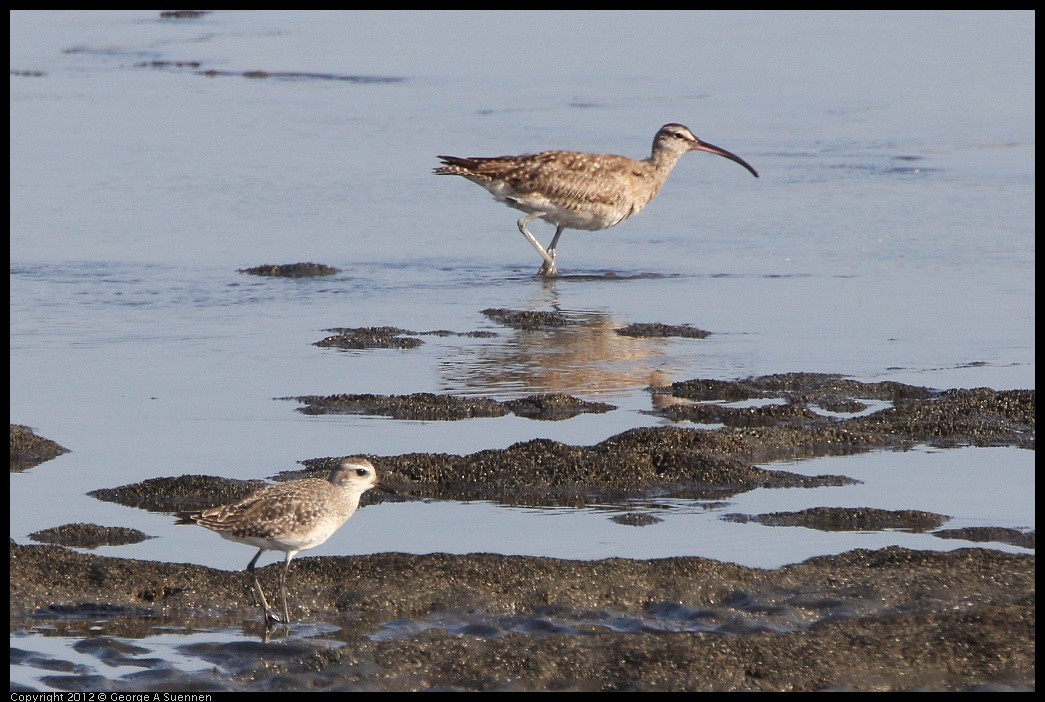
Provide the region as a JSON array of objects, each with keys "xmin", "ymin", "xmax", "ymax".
[{"xmin": 655, "ymin": 123, "xmax": 759, "ymax": 178}]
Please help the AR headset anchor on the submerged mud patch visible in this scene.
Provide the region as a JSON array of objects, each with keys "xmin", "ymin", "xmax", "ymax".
[
  {"xmin": 29, "ymin": 523, "xmax": 154, "ymax": 549},
  {"xmin": 197, "ymin": 69, "xmax": 405, "ymax": 83},
  {"xmin": 283, "ymin": 392, "xmax": 509, "ymax": 420},
  {"xmin": 482, "ymin": 307, "xmax": 571, "ymax": 329},
  {"xmin": 481, "ymin": 308, "xmax": 710, "ymax": 339},
  {"xmin": 722, "ymin": 507, "xmax": 948, "ymax": 532},
  {"xmin": 615, "ymin": 322, "xmax": 710, "ymax": 339},
  {"xmin": 237, "ymin": 262, "xmax": 340, "ymax": 278},
  {"xmin": 315, "ymin": 326, "xmax": 425, "ymax": 349},
  {"xmin": 89, "ymin": 475, "xmax": 270, "ymax": 513},
  {"xmin": 609, "ymin": 512, "xmax": 664, "ymax": 527},
  {"xmin": 281, "ymin": 391, "xmax": 615, "ymax": 421},
  {"xmin": 933, "ymin": 527, "xmax": 1035, "ymax": 550},
  {"xmin": 136, "ymin": 61, "xmax": 403, "ymax": 85},
  {"xmin": 502, "ymin": 393, "xmax": 617, "ymax": 420},
  {"xmin": 159, "ymin": 10, "xmax": 211, "ymax": 18},
  {"xmin": 314, "ymin": 326, "xmax": 497, "ymax": 350}
]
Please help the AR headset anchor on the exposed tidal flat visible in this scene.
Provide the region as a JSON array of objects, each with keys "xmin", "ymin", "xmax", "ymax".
[{"xmin": 11, "ymin": 380, "xmax": 1035, "ymax": 690}]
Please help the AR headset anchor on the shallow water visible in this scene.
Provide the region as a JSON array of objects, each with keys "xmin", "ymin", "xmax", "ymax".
[{"xmin": 9, "ymin": 10, "xmax": 1035, "ymax": 690}]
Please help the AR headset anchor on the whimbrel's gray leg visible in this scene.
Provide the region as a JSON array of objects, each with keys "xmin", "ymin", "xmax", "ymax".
[
  {"xmin": 517, "ymin": 213, "xmax": 557, "ymax": 276},
  {"xmin": 547, "ymin": 225, "xmax": 565, "ymax": 257},
  {"xmin": 540, "ymin": 225, "xmax": 566, "ymax": 276},
  {"xmin": 246, "ymin": 548, "xmax": 279, "ymax": 624}
]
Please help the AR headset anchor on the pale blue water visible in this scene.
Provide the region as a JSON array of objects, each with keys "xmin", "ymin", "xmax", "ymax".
[{"xmin": 9, "ymin": 10, "xmax": 1034, "ymax": 689}]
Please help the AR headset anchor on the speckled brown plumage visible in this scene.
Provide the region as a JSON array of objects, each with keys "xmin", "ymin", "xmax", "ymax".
[
  {"xmin": 176, "ymin": 456, "xmax": 390, "ymax": 626},
  {"xmin": 435, "ymin": 123, "xmax": 758, "ymax": 276}
]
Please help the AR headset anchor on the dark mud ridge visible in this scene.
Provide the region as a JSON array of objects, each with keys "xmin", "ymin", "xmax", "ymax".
[
  {"xmin": 91, "ymin": 375, "xmax": 1033, "ymax": 513},
  {"xmin": 281, "ymin": 376, "xmax": 1030, "ymax": 505},
  {"xmin": 10, "ymin": 424, "xmax": 69, "ymax": 472},
  {"xmin": 9, "ymin": 543, "xmax": 1034, "ymax": 691}
]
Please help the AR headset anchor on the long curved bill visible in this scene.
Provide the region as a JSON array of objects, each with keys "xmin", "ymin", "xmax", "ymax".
[{"xmin": 692, "ymin": 139, "xmax": 759, "ymax": 178}]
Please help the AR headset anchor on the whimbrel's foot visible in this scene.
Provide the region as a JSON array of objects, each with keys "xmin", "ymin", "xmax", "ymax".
[{"xmin": 537, "ymin": 249, "xmax": 558, "ymax": 276}]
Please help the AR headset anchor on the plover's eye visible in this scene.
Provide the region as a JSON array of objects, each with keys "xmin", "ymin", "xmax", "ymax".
[{"xmin": 355, "ymin": 468, "xmax": 368, "ymax": 477}]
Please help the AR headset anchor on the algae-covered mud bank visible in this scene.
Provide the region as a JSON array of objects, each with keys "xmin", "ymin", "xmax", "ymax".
[{"xmin": 9, "ymin": 543, "xmax": 1034, "ymax": 691}]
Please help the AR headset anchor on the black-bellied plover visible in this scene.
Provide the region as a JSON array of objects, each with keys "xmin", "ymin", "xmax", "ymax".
[
  {"xmin": 176, "ymin": 456, "xmax": 393, "ymax": 626},
  {"xmin": 434, "ymin": 124, "xmax": 758, "ymax": 276}
]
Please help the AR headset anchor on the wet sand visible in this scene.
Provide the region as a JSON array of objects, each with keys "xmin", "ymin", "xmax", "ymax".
[{"xmin": 10, "ymin": 375, "xmax": 1035, "ymax": 691}]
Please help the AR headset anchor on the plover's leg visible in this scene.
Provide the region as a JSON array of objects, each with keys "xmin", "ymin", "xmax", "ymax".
[
  {"xmin": 246, "ymin": 548, "xmax": 280, "ymax": 624},
  {"xmin": 278, "ymin": 553, "xmax": 295, "ymax": 626}
]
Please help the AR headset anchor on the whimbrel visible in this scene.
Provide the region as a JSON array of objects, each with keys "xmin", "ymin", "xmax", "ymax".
[
  {"xmin": 434, "ymin": 123, "xmax": 758, "ymax": 276},
  {"xmin": 175, "ymin": 457, "xmax": 393, "ymax": 626}
]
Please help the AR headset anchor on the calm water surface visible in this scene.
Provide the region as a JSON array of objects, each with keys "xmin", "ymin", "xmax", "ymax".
[{"xmin": 9, "ymin": 10, "xmax": 1034, "ymax": 688}]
